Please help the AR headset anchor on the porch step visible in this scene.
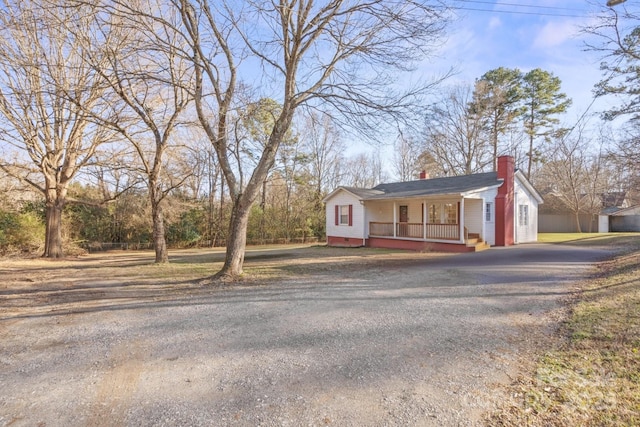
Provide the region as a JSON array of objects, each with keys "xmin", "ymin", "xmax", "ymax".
[
  {"xmin": 466, "ymin": 233, "xmax": 482, "ymax": 246},
  {"xmin": 466, "ymin": 233, "xmax": 490, "ymax": 252},
  {"xmin": 470, "ymin": 241, "xmax": 490, "ymax": 252}
]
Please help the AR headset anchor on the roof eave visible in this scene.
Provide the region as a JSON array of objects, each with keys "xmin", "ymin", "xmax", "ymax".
[
  {"xmin": 363, "ymin": 184, "xmax": 503, "ymax": 202},
  {"xmin": 364, "ymin": 192, "xmax": 463, "ymax": 202},
  {"xmin": 322, "ymin": 187, "xmax": 364, "ymax": 203},
  {"xmin": 515, "ymin": 170, "xmax": 544, "ymax": 204},
  {"xmin": 460, "ymin": 183, "xmax": 503, "ymax": 197}
]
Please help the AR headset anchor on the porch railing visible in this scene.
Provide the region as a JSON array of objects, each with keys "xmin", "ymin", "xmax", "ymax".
[{"xmin": 369, "ymin": 222, "xmax": 460, "ymax": 241}]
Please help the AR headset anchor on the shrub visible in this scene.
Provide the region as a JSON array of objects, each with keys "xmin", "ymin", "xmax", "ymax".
[{"xmin": 0, "ymin": 210, "xmax": 45, "ymax": 255}]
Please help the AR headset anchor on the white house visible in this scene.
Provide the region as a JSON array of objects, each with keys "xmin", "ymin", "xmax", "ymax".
[{"xmin": 323, "ymin": 156, "xmax": 543, "ymax": 252}]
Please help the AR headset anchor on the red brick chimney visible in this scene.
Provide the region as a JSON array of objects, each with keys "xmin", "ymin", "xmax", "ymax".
[{"xmin": 495, "ymin": 155, "xmax": 514, "ymax": 246}]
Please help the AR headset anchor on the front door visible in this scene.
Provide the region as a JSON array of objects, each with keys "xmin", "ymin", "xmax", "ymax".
[{"xmin": 399, "ymin": 205, "xmax": 408, "ymax": 237}]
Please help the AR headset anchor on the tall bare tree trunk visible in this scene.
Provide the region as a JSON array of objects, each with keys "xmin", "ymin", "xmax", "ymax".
[
  {"xmin": 0, "ymin": 2, "xmax": 111, "ymax": 259},
  {"xmin": 218, "ymin": 179, "xmax": 225, "ymax": 247},
  {"xmin": 43, "ymin": 195, "xmax": 65, "ymax": 258},
  {"xmin": 492, "ymin": 124, "xmax": 499, "ymax": 172},
  {"xmin": 526, "ymin": 102, "xmax": 535, "ymax": 180},
  {"xmin": 151, "ymin": 189, "xmax": 168, "ymax": 263},
  {"xmin": 575, "ymin": 211, "xmax": 583, "ymax": 233},
  {"xmin": 216, "ymin": 119, "xmax": 290, "ymax": 279},
  {"xmin": 218, "ymin": 197, "xmax": 251, "ymax": 277},
  {"xmin": 527, "ymin": 132, "xmax": 534, "ymax": 181},
  {"xmin": 179, "ymin": 0, "xmax": 450, "ymax": 280}
]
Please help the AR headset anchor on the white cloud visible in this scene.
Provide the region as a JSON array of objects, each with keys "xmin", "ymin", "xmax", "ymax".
[
  {"xmin": 488, "ymin": 16, "xmax": 501, "ymax": 30},
  {"xmin": 533, "ymin": 20, "xmax": 582, "ymax": 49}
]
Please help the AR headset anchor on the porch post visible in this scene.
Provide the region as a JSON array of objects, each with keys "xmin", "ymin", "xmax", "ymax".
[
  {"xmin": 423, "ymin": 201, "xmax": 427, "ymax": 240},
  {"xmin": 393, "ymin": 201, "xmax": 397, "ymax": 238},
  {"xmin": 481, "ymin": 197, "xmax": 486, "ymax": 244},
  {"xmin": 459, "ymin": 197, "xmax": 465, "ymax": 243}
]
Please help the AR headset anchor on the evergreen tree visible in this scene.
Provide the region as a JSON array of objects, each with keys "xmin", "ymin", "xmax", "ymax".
[{"xmin": 521, "ymin": 68, "xmax": 572, "ymax": 180}]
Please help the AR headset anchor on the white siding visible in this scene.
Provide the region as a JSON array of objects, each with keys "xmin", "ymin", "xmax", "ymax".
[
  {"xmin": 366, "ymin": 201, "xmax": 395, "ymax": 223},
  {"xmin": 598, "ymin": 215, "xmax": 609, "ymax": 233},
  {"xmin": 514, "ymin": 175, "xmax": 539, "ymax": 243},
  {"xmin": 365, "ymin": 201, "xmax": 425, "ymax": 224},
  {"xmin": 464, "ymin": 198, "xmax": 483, "ymax": 236},
  {"xmin": 407, "ymin": 203, "xmax": 423, "ymax": 223},
  {"xmin": 465, "ymin": 188, "xmax": 498, "ymax": 246},
  {"xmin": 325, "ymin": 190, "xmax": 366, "ymax": 240}
]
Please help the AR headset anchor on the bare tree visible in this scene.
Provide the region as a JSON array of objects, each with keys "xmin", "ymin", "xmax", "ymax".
[
  {"xmin": 423, "ymin": 85, "xmax": 491, "ymax": 176},
  {"xmin": 585, "ymin": 4, "xmax": 640, "ymax": 122},
  {"xmin": 298, "ymin": 112, "xmax": 345, "ymax": 238},
  {"xmin": 537, "ymin": 128, "xmax": 609, "ymax": 232},
  {"xmin": 176, "ymin": 0, "xmax": 449, "ymax": 278},
  {"xmin": 80, "ymin": 0, "xmax": 194, "ymax": 263},
  {"xmin": 392, "ymin": 130, "xmax": 422, "ymax": 181},
  {"xmin": 0, "ymin": 0, "xmax": 113, "ymax": 258},
  {"xmin": 584, "ymin": 4, "xmax": 640, "ymax": 205},
  {"xmin": 341, "ymin": 152, "xmax": 388, "ymax": 188},
  {"xmin": 609, "ymin": 124, "xmax": 640, "ymax": 205},
  {"xmin": 301, "ymin": 112, "xmax": 346, "ymax": 199},
  {"xmin": 415, "ymin": 150, "xmax": 441, "ymax": 179}
]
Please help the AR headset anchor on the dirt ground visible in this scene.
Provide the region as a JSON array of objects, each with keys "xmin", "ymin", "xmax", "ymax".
[{"xmin": 0, "ymin": 244, "xmax": 612, "ymax": 426}]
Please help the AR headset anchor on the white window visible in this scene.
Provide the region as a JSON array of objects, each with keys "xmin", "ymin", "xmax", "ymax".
[
  {"xmin": 428, "ymin": 203, "xmax": 457, "ymax": 224},
  {"xmin": 519, "ymin": 204, "xmax": 529, "ymax": 226},
  {"xmin": 428, "ymin": 203, "xmax": 440, "ymax": 223},
  {"xmin": 485, "ymin": 202, "xmax": 493, "ymax": 222},
  {"xmin": 444, "ymin": 203, "xmax": 457, "ymax": 224},
  {"xmin": 339, "ymin": 205, "xmax": 350, "ymax": 225}
]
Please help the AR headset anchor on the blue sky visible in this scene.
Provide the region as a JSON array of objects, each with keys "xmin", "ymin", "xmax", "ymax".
[
  {"xmin": 350, "ymin": 0, "xmax": 636, "ymax": 173},
  {"xmin": 429, "ymin": 0, "xmax": 616, "ymax": 124}
]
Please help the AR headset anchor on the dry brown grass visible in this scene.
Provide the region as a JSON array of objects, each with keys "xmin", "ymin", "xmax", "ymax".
[
  {"xmin": 487, "ymin": 235, "xmax": 640, "ymax": 426},
  {"xmin": 0, "ymin": 245, "xmax": 446, "ymax": 319}
]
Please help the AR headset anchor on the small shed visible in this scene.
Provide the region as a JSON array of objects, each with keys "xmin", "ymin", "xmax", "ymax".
[{"xmin": 609, "ymin": 205, "xmax": 640, "ymax": 232}]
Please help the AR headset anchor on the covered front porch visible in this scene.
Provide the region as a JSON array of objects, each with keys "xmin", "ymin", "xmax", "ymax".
[
  {"xmin": 370, "ymin": 222, "xmax": 463, "ymax": 240},
  {"xmin": 364, "ymin": 197, "xmax": 491, "ymax": 251}
]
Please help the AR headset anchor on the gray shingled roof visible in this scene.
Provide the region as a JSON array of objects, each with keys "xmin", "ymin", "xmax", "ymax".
[
  {"xmin": 340, "ymin": 187, "xmax": 385, "ymax": 199},
  {"xmin": 364, "ymin": 171, "xmax": 502, "ymax": 200}
]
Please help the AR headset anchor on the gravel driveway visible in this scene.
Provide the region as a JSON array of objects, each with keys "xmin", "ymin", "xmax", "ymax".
[{"xmin": 0, "ymin": 243, "xmax": 612, "ymax": 426}]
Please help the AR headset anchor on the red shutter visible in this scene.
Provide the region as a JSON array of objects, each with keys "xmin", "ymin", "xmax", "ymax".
[
  {"xmin": 335, "ymin": 205, "xmax": 339, "ymax": 225},
  {"xmin": 348, "ymin": 204, "xmax": 353, "ymax": 226}
]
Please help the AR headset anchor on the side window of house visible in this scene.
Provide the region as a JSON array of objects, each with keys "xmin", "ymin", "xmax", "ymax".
[
  {"xmin": 335, "ymin": 204, "xmax": 353, "ymax": 226},
  {"xmin": 519, "ymin": 204, "xmax": 529, "ymax": 226},
  {"xmin": 444, "ymin": 203, "xmax": 457, "ymax": 224},
  {"xmin": 485, "ymin": 202, "xmax": 493, "ymax": 222},
  {"xmin": 339, "ymin": 205, "xmax": 350, "ymax": 225}
]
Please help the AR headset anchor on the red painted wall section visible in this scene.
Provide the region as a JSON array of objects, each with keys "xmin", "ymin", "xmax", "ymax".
[
  {"xmin": 367, "ymin": 238, "xmax": 475, "ymax": 253},
  {"xmin": 327, "ymin": 237, "xmax": 477, "ymax": 252},
  {"xmin": 327, "ymin": 236, "xmax": 364, "ymax": 247},
  {"xmin": 495, "ymin": 155, "xmax": 515, "ymax": 246}
]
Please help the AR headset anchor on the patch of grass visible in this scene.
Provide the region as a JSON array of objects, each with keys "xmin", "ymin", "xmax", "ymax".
[
  {"xmin": 141, "ymin": 262, "xmax": 216, "ymax": 279},
  {"xmin": 487, "ymin": 236, "xmax": 640, "ymax": 426},
  {"xmin": 539, "ymin": 232, "xmax": 640, "ymax": 247}
]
